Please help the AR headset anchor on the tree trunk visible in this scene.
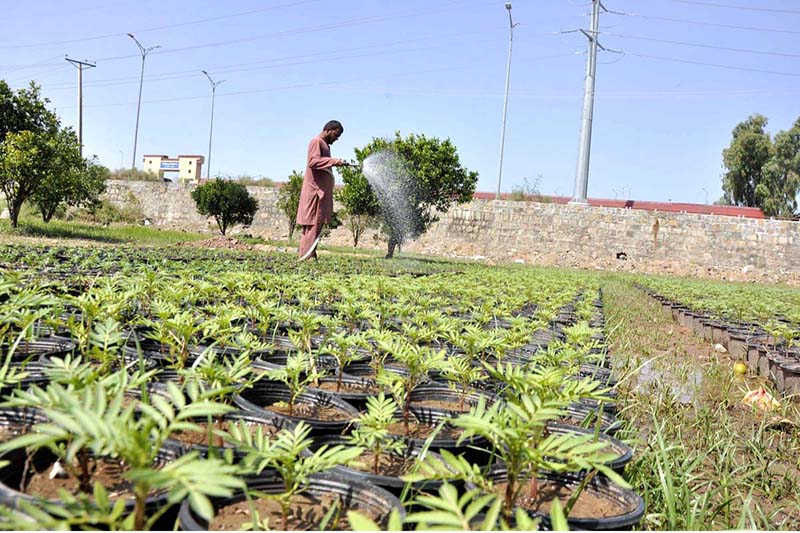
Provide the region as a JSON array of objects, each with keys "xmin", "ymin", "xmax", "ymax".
[
  {"xmin": 8, "ymin": 200, "xmax": 22, "ymax": 229},
  {"xmin": 385, "ymin": 238, "xmax": 397, "ymax": 259},
  {"xmin": 42, "ymin": 205, "xmax": 55, "ymax": 223}
]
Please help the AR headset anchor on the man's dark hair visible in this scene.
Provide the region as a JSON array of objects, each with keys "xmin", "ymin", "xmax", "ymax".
[{"xmin": 323, "ymin": 120, "xmax": 343, "ymax": 132}]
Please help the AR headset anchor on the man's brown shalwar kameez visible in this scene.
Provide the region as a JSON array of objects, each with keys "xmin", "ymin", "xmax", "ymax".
[{"xmin": 296, "ymin": 134, "xmax": 337, "ymax": 260}]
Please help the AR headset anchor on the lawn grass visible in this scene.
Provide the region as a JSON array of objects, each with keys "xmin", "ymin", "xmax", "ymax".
[
  {"xmin": 603, "ymin": 277, "xmax": 800, "ymax": 530},
  {"xmin": 0, "ymin": 218, "xmax": 208, "ymax": 245}
]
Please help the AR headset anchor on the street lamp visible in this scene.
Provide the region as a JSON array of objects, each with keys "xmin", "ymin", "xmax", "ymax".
[
  {"xmin": 202, "ymin": 70, "xmax": 225, "ymax": 180},
  {"xmin": 495, "ymin": 2, "xmax": 518, "ymax": 200},
  {"xmin": 128, "ymin": 33, "xmax": 160, "ymax": 169}
]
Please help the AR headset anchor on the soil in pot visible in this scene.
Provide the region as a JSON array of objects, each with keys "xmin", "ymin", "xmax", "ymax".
[
  {"xmin": 267, "ymin": 400, "xmax": 350, "ymax": 421},
  {"xmin": 316, "ymin": 379, "xmax": 380, "ymax": 396},
  {"xmin": 0, "ymin": 408, "xmax": 44, "ymax": 444},
  {"xmin": 495, "ymin": 479, "xmax": 621, "ymax": 519},
  {"xmin": 24, "ymin": 457, "xmax": 136, "ymax": 500},
  {"xmin": 182, "ymin": 474, "xmax": 402, "ymax": 531},
  {"xmin": 386, "ymin": 416, "xmax": 461, "ymax": 441},
  {"xmin": 210, "ymin": 491, "xmax": 354, "ymax": 531}
]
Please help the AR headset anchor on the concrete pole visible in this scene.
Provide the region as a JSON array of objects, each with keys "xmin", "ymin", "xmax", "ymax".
[
  {"xmin": 571, "ymin": 0, "xmax": 600, "ymax": 204},
  {"xmin": 65, "ymin": 57, "xmax": 96, "ymax": 157}
]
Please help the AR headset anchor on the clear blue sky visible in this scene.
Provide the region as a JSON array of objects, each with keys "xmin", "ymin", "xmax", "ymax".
[{"xmin": 3, "ymin": 0, "xmax": 799, "ymax": 204}]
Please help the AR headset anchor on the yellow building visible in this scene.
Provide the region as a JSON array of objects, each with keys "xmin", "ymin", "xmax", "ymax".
[{"xmin": 143, "ymin": 154, "xmax": 204, "ymax": 183}]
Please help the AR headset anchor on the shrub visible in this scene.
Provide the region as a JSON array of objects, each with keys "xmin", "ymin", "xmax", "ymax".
[
  {"xmin": 109, "ymin": 168, "xmax": 160, "ymax": 181},
  {"xmin": 232, "ymin": 175, "xmax": 275, "ymax": 187},
  {"xmin": 276, "ymin": 171, "xmax": 303, "ymax": 242},
  {"xmin": 191, "ymin": 178, "xmax": 258, "ymax": 235}
]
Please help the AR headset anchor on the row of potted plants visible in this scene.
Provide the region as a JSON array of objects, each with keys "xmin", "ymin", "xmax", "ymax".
[{"xmin": 0, "ymin": 245, "xmax": 644, "ymax": 530}]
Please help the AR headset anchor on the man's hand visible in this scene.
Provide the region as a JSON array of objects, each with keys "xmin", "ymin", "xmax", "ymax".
[{"xmin": 334, "ymin": 158, "xmax": 347, "ymax": 166}]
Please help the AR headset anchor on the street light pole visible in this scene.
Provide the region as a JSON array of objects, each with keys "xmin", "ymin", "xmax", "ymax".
[
  {"xmin": 128, "ymin": 33, "xmax": 160, "ymax": 170},
  {"xmin": 496, "ymin": 2, "xmax": 518, "ymax": 200},
  {"xmin": 202, "ymin": 71, "xmax": 224, "ymax": 180}
]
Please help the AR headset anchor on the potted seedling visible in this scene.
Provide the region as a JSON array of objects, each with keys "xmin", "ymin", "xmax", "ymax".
[
  {"xmin": 347, "ymin": 393, "xmax": 407, "ymax": 476},
  {"xmin": 377, "ymin": 338, "xmax": 446, "ymax": 435},
  {"xmin": 262, "ymin": 348, "xmax": 322, "ymax": 418},
  {"xmin": 452, "ymin": 397, "xmax": 636, "ymax": 524},
  {"xmin": 0, "ymin": 380, "xmax": 242, "ymax": 530},
  {"xmin": 215, "ymin": 422, "xmax": 368, "ymax": 531}
]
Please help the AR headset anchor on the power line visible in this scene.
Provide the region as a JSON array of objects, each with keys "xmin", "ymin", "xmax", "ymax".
[
  {"xmin": 93, "ymin": 0, "xmax": 486, "ymax": 63},
  {"xmin": 670, "ymin": 0, "xmax": 800, "ymax": 15},
  {"xmin": 629, "ymin": 52, "xmax": 800, "ymax": 77},
  {"xmin": 603, "ymin": 31, "xmax": 800, "ymax": 58},
  {"xmin": 609, "ymin": 12, "xmax": 800, "ymax": 35},
  {"xmin": 37, "ymin": 31, "xmax": 506, "ymax": 92},
  {"xmin": 0, "ymin": 0, "xmax": 325, "ymax": 50}
]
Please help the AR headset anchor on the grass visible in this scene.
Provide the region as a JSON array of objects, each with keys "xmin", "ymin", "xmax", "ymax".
[
  {"xmin": 0, "ymin": 218, "xmax": 209, "ymax": 245},
  {"xmin": 603, "ymin": 277, "xmax": 800, "ymax": 530}
]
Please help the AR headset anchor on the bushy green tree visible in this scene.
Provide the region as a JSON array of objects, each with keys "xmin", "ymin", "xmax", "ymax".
[
  {"xmin": 339, "ymin": 132, "xmax": 478, "ymax": 258},
  {"xmin": 0, "ymin": 81, "xmax": 76, "ymax": 227},
  {"xmin": 336, "ymin": 167, "xmax": 379, "ymax": 247},
  {"xmin": 722, "ymin": 115, "xmax": 772, "ymax": 208},
  {"xmin": 276, "ymin": 170, "xmax": 303, "ymax": 242},
  {"xmin": 721, "ymin": 114, "xmax": 800, "ymax": 217},
  {"xmin": 756, "ymin": 117, "xmax": 800, "ymax": 218},
  {"xmin": 191, "ymin": 178, "xmax": 258, "ymax": 235},
  {"xmin": 33, "ymin": 153, "xmax": 109, "ymax": 223}
]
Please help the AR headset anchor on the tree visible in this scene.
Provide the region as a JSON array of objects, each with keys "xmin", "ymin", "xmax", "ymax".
[
  {"xmin": 336, "ymin": 166, "xmax": 379, "ymax": 247},
  {"xmin": 191, "ymin": 178, "xmax": 258, "ymax": 235},
  {"xmin": 0, "ymin": 81, "xmax": 66, "ymax": 228},
  {"xmin": 32, "ymin": 144, "xmax": 109, "ymax": 223},
  {"xmin": 721, "ymin": 114, "xmax": 800, "ymax": 217},
  {"xmin": 0, "ymin": 81, "xmax": 58, "ymax": 145},
  {"xmin": 339, "ymin": 132, "xmax": 478, "ymax": 258},
  {"xmin": 756, "ymin": 118, "xmax": 800, "ymax": 218},
  {"xmin": 276, "ymin": 170, "xmax": 303, "ymax": 242},
  {"xmin": 722, "ymin": 115, "xmax": 772, "ymax": 208}
]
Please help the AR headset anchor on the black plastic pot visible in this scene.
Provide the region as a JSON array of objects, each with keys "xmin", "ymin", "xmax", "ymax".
[
  {"xmin": 233, "ymin": 380, "xmax": 359, "ymax": 436},
  {"xmin": 409, "ymin": 383, "xmax": 498, "ymax": 416},
  {"xmin": 0, "ymin": 361, "xmax": 50, "ymax": 397},
  {"xmin": 577, "ymin": 363, "xmax": 618, "ymax": 389},
  {"xmin": 561, "ymin": 403, "xmax": 622, "ymax": 437},
  {"xmin": 2, "ymin": 336, "xmax": 75, "ymax": 363},
  {"xmin": 0, "ymin": 445, "xmax": 182, "ymax": 523},
  {"xmin": 487, "ymin": 468, "xmax": 645, "ymax": 530},
  {"xmin": 384, "ymin": 406, "xmax": 491, "ymax": 466},
  {"xmin": 545, "ymin": 422, "xmax": 633, "ymax": 474},
  {"xmin": 178, "ymin": 471, "xmax": 405, "ymax": 531},
  {"xmin": 316, "ymin": 372, "xmax": 380, "ymax": 411},
  {"xmin": 0, "ymin": 407, "xmax": 47, "ymax": 444},
  {"xmin": 309, "ymin": 435, "xmax": 449, "ymax": 497},
  {"xmin": 165, "ymin": 408, "xmax": 296, "ymax": 458}
]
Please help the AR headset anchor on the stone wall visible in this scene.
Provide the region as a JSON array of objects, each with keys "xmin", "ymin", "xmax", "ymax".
[{"xmin": 104, "ymin": 180, "xmax": 800, "ymax": 279}]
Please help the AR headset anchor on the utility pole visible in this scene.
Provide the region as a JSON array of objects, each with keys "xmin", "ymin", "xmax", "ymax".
[
  {"xmin": 202, "ymin": 70, "xmax": 224, "ymax": 180},
  {"xmin": 496, "ymin": 2, "xmax": 518, "ymax": 200},
  {"xmin": 571, "ymin": 0, "xmax": 606, "ymax": 205},
  {"xmin": 128, "ymin": 33, "xmax": 160, "ymax": 170},
  {"xmin": 65, "ymin": 57, "xmax": 96, "ymax": 157}
]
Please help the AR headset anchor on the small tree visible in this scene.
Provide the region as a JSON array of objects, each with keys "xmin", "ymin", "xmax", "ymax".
[
  {"xmin": 0, "ymin": 81, "xmax": 63, "ymax": 228},
  {"xmin": 722, "ymin": 114, "xmax": 772, "ymax": 209},
  {"xmin": 336, "ymin": 168, "xmax": 379, "ymax": 247},
  {"xmin": 277, "ymin": 170, "xmax": 303, "ymax": 242},
  {"xmin": 191, "ymin": 178, "xmax": 258, "ymax": 235},
  {"xmin": 338, "ymin": 132, "xmax": 478, "ymax": 258},
  {"xmin": 33, "ymin": 155, "xmax": 109, "ymax": 223}
]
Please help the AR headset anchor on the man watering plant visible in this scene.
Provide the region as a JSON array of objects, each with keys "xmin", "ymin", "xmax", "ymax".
[{"xmin": 296, "ymin": 120, "xmax": 347, "ymax": 261}]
